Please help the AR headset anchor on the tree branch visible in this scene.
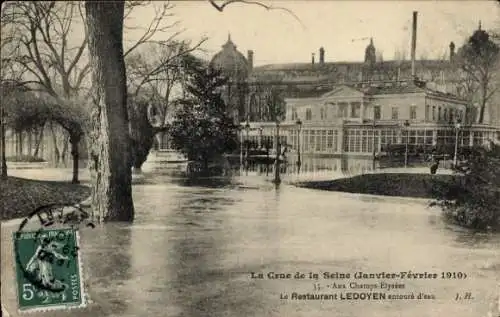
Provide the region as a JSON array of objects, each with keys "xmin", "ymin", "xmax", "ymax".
[{"xmin": 207, "ymin": 0, "xmax": 304, "ymax": 29}]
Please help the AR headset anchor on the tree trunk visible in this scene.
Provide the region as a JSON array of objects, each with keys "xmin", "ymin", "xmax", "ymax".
[
  {"xmin": 85, "ymin": 1, "xmax": 134, "ymax": 222},
  {"xmin": 17, "ymin": 131, "xmax": 23, "ymax": 157},
  {"xmin": 27, "ymin": 129, "xmax": 33, "ymax": 156},
  {"xmin": 50, "ymin": 123, "xmax": 60, "ymax": 165},
  {"xmin": 478, "ymin": 84, "xmax": 488, "ymax": 124},
  {"xmin": 33, "ymin": 126, "xmax": 44, "ymax": 157},
  {"xmin": 61, "ymin": 135, "xmax": 70, "ymax": 167},
  {"xmin": 1, "ymin": 103, "xmax": 7, "ymax": 179},
  {"xmin": 70, "ymin": 133, "xmax": 80, "ymax": 184}
]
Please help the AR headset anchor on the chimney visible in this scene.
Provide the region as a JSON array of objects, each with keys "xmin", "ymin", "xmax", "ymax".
[
  {"xmin": 247, "ymin": 50, "xmax": 254, "ymax": 70},
  {"xmin": 319, "ymin": 47, "xmax": 325, "ymax": 65},
  {"xmin": 411, "ymin": 11, "xmax": 418, "ymax": 79},
  {"xmin": 449, "ymin": 42, "xmax": 455, "ymax": 61},
  {"xmin": 311, "ymin": 53, "xmax": 315, "ymax": 65}
]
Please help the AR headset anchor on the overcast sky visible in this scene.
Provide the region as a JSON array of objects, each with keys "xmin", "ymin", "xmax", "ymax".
[{"xmin": 123, "ymin": 0, "xmax": 499, "ymax": 66}]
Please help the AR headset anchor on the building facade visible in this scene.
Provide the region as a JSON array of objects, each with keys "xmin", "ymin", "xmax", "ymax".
[{"xmin": 284, "ymin": 82, "xmax": 497, "ymax": 157}]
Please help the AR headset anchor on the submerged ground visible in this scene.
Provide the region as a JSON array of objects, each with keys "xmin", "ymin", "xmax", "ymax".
[
  {"xmin": 296, "ymin": 173, "xmax": 459, "ymax": 198},
  {"xmin": 1, "ymin": 168, "xmax": 499, "ymax": 317}
]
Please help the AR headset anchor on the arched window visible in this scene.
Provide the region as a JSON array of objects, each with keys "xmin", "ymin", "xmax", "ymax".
[
  {"xmin": 320, "ymin": 108, "xmax": 325, "ymax": 120},
  {"xmin": 438, "ymin": 107, "xmax": 442, "ymax": 120}
]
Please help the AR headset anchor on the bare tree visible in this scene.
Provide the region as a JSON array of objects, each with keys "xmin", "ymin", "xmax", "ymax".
[
  {"xmin": 456, "ymin": 28, "xmax": 499, "ymax": 124},
  {"xmin": 1, "ymin": 1, "xmax": 194, "ymax": 180}
]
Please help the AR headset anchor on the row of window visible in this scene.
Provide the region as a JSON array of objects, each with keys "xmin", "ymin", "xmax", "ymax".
[
  {"xmin": 291, "ymin": 105, "xmax": 464, "ymax": 122},
  {"xmin": 242, "ymin": 129, "xmax": 491, "ymax": 154},
  {"xmin": 291, "ymin": 102, "xmax": 363, "ymax": 121},
  {"xmin": 290, "ymin": 129, "xmax": 339, "ymax": 153},
  {"xmin": 245, "ymin": 135, "xmax": 287, "ymax": 149},
  {"xmin": 343, "ymin": 129, "xmax": 379, "ymax": 153},
  {"xmin": 427, "ymin": 105, "xmax": 464, "ymax": 122},
  {"xmin": 436, "ymin": 130, "xmax": 486, "ymax": 146}
]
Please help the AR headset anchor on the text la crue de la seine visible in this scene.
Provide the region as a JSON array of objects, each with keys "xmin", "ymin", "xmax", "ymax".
[{"xmin": 250, "ymin": 271, "xmax": 465, "ymax": 280}]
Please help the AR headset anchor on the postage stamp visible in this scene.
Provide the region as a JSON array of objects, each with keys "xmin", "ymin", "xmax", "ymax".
[{"xmin": 13, "ymin": 227, "xmax": 86, "ymax": 312}]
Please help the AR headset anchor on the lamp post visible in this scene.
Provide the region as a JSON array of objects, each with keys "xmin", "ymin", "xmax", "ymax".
[
  {"xmin": 403, "ymin": 120, "xmax": 410, "ymax": 168},
  {"xmin": 372, "ymin": 108, "xmax": 377, "ymax": 171},
  {"xmin": 245, "ymin": 120, "xmax": 250, "ymax": 176},
  {"xmin": 274, "ymin": 120, "xmax": 281, "ymax": 185},
  {"xmin": 0, "ymin": 97, "xmax": 6, "ymax": 179},
  {"xmin": 258, "ymin": 127, "xmax": 263, "ymax": 149},
  {"xmin": 453, "ymin": 120, "xmax": 462, "ymax": 167},
  {"xmin": 239, "ymin": 126, "xmax": 243, "ymax": 175},
  {"xmin": 296, "ymin": 119, "xmax": 302, "ymax": 174}
]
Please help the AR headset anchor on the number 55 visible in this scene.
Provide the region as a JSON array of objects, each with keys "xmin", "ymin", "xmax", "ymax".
[{"xmin": 22, "ymin": 284, "xmax": 35, "ymax": 301}]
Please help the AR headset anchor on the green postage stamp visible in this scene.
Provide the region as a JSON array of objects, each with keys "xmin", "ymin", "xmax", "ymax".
[{"xmin": 13, "ymin": 228, "xmax": 86, "ymax": 312}]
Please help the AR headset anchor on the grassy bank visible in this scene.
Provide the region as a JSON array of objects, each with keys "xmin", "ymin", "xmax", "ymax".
[
  {"xmin": 0, "ymin": 177, "xmax": 91, "ymax": 221},
  {"xmin": 296, "ymin": 173, "xmax": 460, "ymax": 199}
]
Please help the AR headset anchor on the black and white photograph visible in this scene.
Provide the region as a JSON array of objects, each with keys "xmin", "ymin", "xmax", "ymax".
[{"xmin": 1, "ymin": 1, "xmax": 500, "ymax": 316}]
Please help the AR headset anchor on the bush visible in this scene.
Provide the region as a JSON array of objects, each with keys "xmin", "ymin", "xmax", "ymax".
[
  {"xmin": 6, "ymin": 155, "xmax": 47, "ymax": 163},
  {"xmin": 431, "ymin": 143, "xmax": 500, "ymax": 231}
]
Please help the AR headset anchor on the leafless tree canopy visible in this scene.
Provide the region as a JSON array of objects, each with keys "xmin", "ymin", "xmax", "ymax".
[{"xmin": 1, "ymin": 1, "xmax": 204, "ymax": 103}]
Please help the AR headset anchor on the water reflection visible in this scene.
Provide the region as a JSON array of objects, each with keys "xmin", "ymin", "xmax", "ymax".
[
  {"xmin": 241, "ymin": 156, "xmax": 379, "ymax": 178},
  {"xmin": 82, "ymin": 224, "xmax": 132, "ymax": 316},
  {"xmin": 143, "ymin": 156, "xmax": 380, "ymax": 180}
]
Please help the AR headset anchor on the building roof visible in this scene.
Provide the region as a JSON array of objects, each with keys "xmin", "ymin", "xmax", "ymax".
[
  {"xmin": 354, "ymin": 81, "xmax": 467, "ymax": 103},
  {"xmin": 209, "ymin": 34, "xmax": 249, "ymax": 81},
  {"xmin": 252, "ymin": 59, "xmax": 454, "ymax": 73}
]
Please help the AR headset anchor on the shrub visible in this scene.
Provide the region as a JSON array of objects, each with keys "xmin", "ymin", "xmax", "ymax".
[{"xmin": 431, "ymin": 143, "xmax": 500, "ymax": 231}]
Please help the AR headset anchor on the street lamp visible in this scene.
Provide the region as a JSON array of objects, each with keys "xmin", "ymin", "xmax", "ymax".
[
  {"xmin": 274, "ymin": 120, "xmax": 281, "ymax": 185},
  {"xmin": 245, "ymin": 120, "xmax": 250, "ymax": 176},
  {"xmin": 296, "ymin": 119, "xmax": 302, "ymax": 174},
  {"xmin": 239, "ymin": 126, "xmax": 244, "ymax": 175},
  {"xmin": 372, "ymin": 108, "xmax": 377, "ymax": 171},
  {"xmin": 0, "ymin": 97, "xmax": 6, "ymax": 179},
  {"xmin": 453, "ymin": 120, "xmax": 462, "ymax": 167},
  {"xmin": 403, "ymin": 120, "xmax": 410, "ymax": 168},
  {"xmin": 258, "ymin": 127, "xmax": 263, "ymax": 149}
]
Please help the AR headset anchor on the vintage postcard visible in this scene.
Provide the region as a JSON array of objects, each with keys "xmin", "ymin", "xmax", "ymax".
[{"xmin": 1, "ymin": 1, "xmax": 499, "ymax": 316}]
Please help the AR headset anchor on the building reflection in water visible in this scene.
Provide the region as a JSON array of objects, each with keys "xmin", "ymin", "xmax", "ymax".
[{"xmin": 243, "ymin": 155, "xmax": 379, "ymax": 177}]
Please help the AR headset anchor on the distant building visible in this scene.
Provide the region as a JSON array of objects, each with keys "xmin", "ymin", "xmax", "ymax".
[
  {"xmin": 209, "ymin": 28, "xmax": 499, "ymax": 127},
  {"xmin": 284, "ymin": 82, "xmax": 493, "ymax": 156},
  {"xmin": 206, "ymin": 31, "xmax": 499, "ymax": 163}
]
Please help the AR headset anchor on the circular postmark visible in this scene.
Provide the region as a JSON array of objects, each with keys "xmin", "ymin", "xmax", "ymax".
[{"xmin": 13, "ymin": 203, "xmax": 95, "ymax": 294}]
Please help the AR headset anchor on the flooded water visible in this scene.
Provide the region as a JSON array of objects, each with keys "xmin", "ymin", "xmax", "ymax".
[{"xmin": 2, "ymin": 167, "xmax": 500, "ymax": 317}]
